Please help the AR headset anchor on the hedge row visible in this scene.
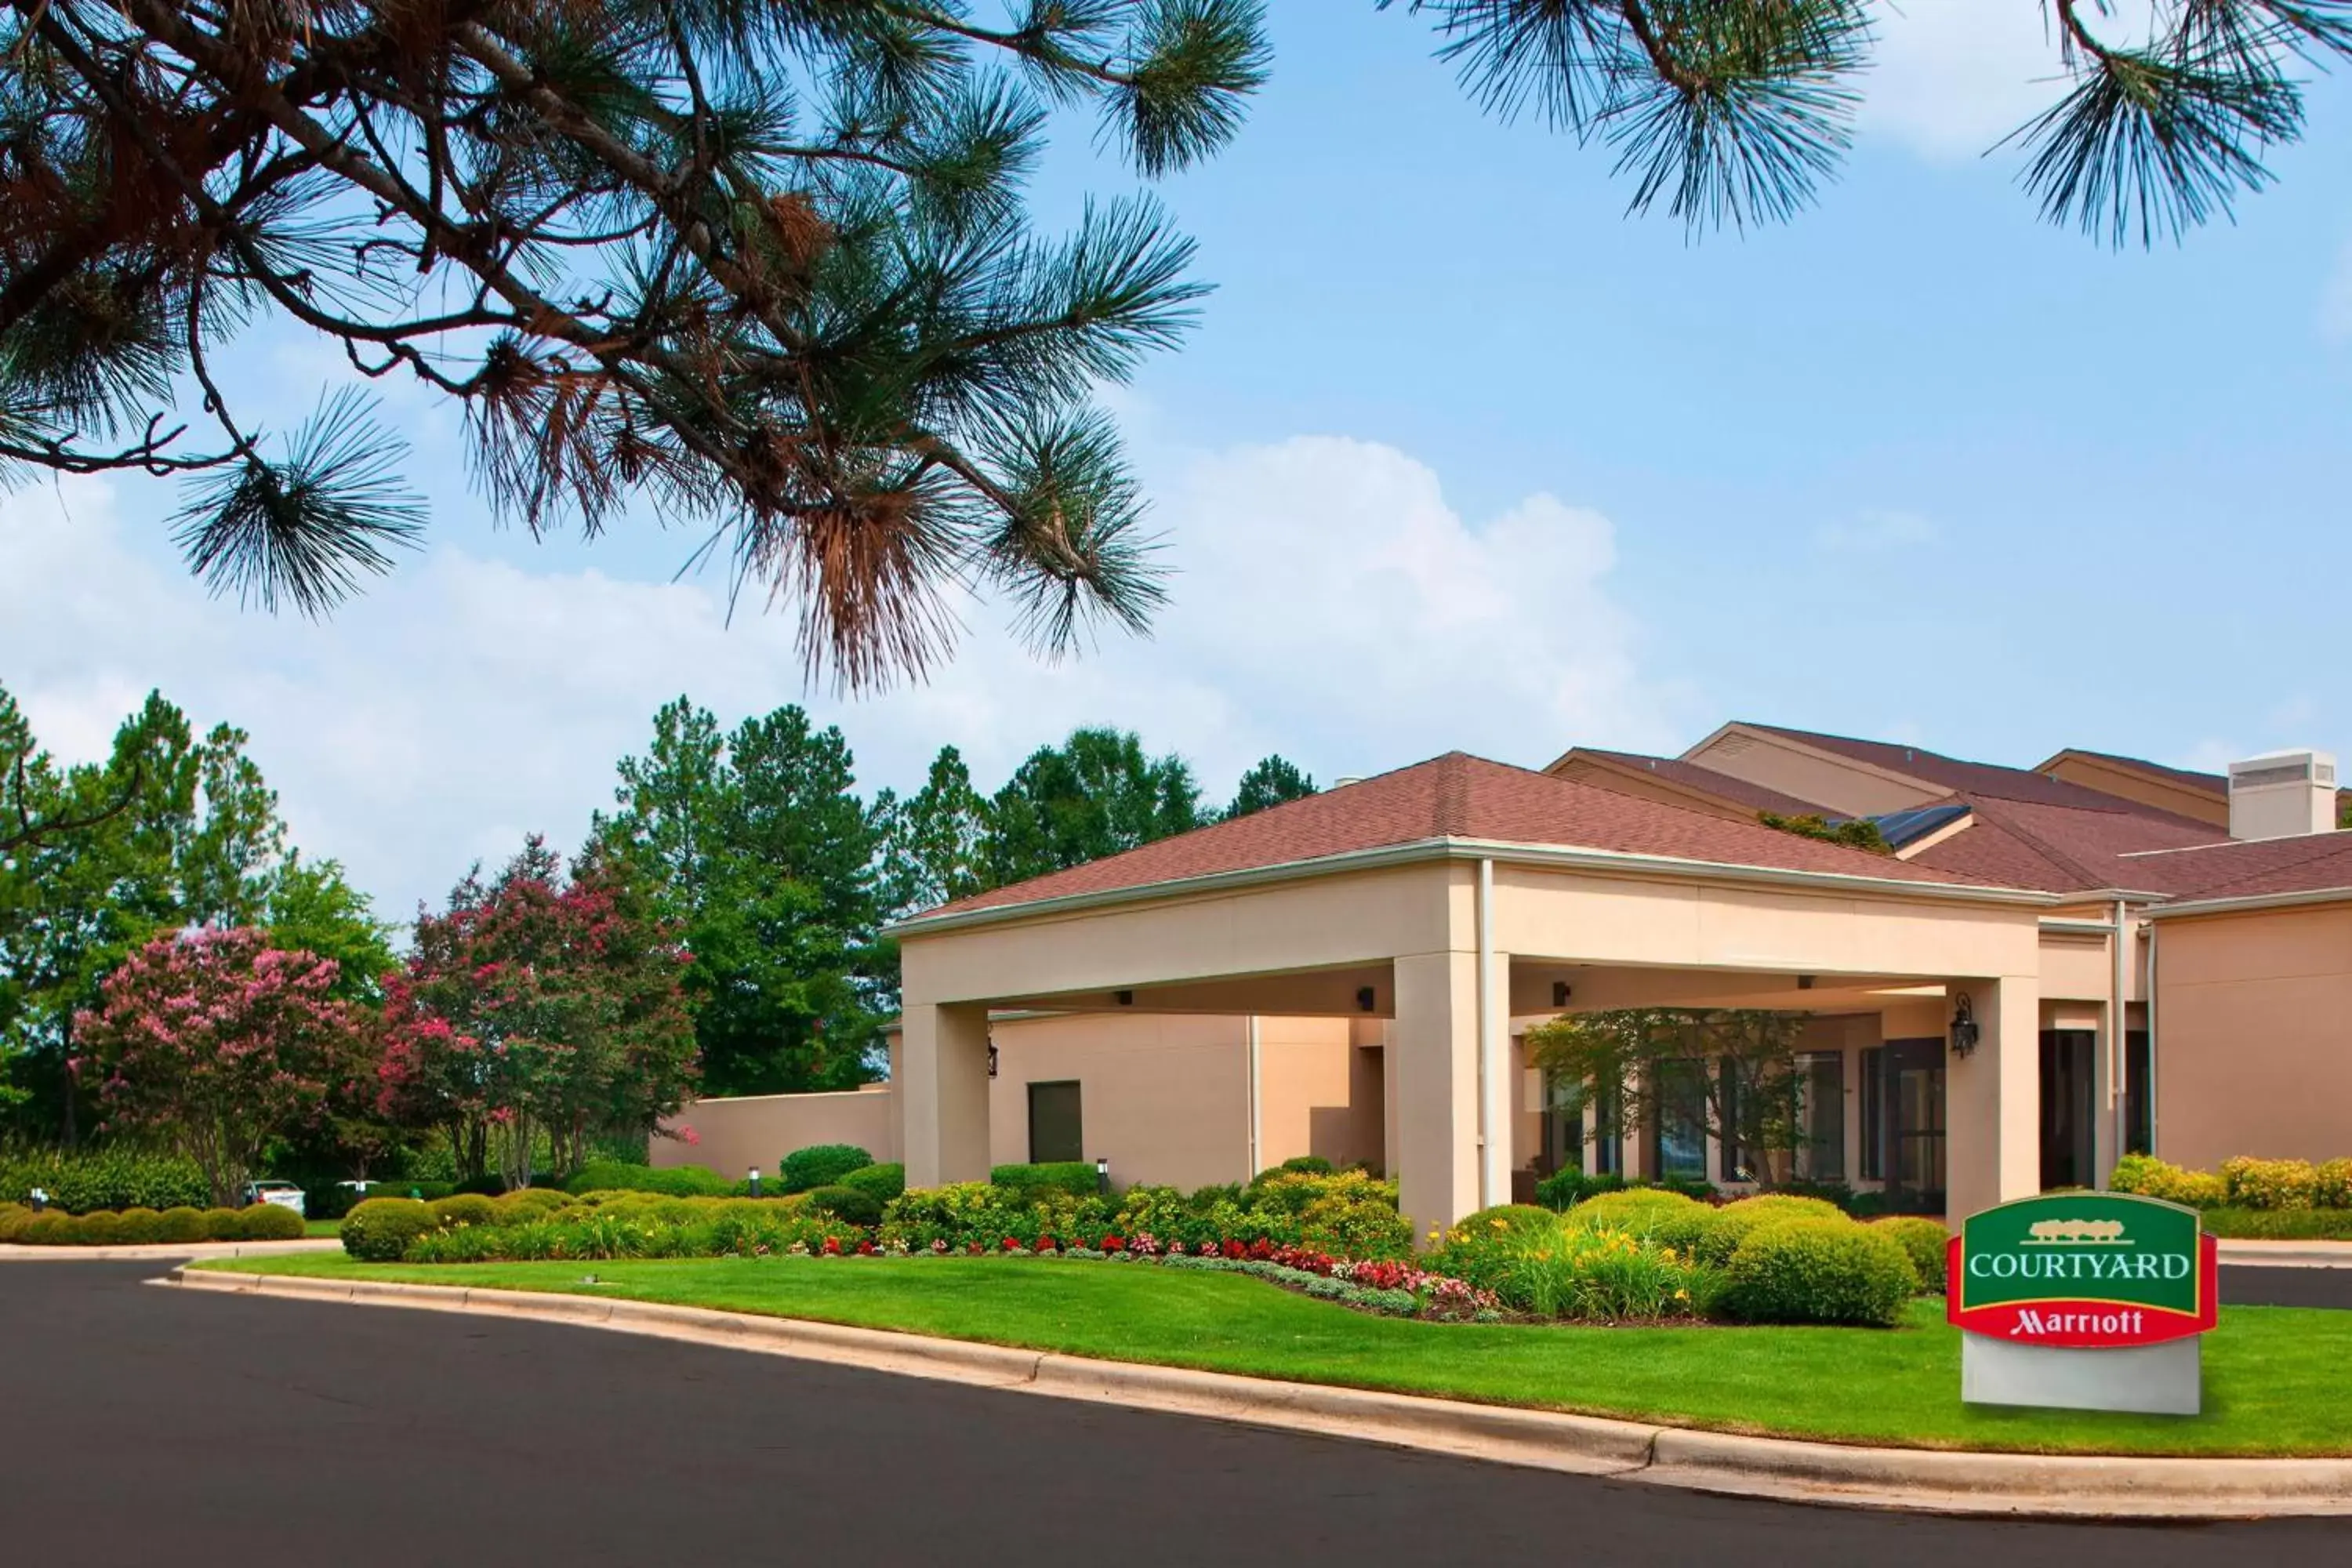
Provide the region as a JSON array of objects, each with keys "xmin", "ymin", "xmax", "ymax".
[
  {"xmin": 0, "ymin": 1202, "xmax": 305, "ymax": 1245},
  {"xmin": 1, "ymin": 1149, "xmax": 209, "ymax": 1214},
  {"xmin": 2112, "ymin": 1153, "xmax": 2352, "ymax": 1211}
]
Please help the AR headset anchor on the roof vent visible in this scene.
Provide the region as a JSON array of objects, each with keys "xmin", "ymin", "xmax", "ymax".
[
  {"xmin": 2227, "ymin": 750, "xmax": 2336, "ymax": 840},
  {"xmin": 1334, "ymin": 775, "xmax": 1365, "ymax": 788}
]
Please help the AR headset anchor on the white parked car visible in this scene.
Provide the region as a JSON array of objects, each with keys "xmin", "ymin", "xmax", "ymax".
[{"xmin": 240, "ymin": 1180, "xmax": 308, "ymax": 1217}]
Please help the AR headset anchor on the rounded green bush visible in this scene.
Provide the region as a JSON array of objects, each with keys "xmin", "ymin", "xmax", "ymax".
[
  {"xmin": 1871, "ymin": 1216, "xmax": 1951, "ymax": 1293},
  {"xmin": 805, "ymin": 1184, "xmax": 884, "ymax": 1228},
  {"xmin": 1455, "ymin": 1203, "xmax": 1558, "ymax": 1236},
  {"xmin": 201, "ymin": 1207, "xmax": 246, "ymax": 1240},
  {"xmin": 74, "ymin": 1210, "xmax": 122, "ymax": 1246},
  {"xmin": 154, "ymin": 1207, "xmax": 209, "ymax": 1243},
  {"xmin": 836, "ymin": 1163, "xmax": 906, "ymax": 1207},
  {"xmin": 782, "ymin": 1145, "xmax": 876, "ymax": 1195},
  {"xmin": 112, "ymin": 1207, "xmax": 165, "ymax": 1244},
  {"xmin": 1689, "ymin": 1195, "xmax": 1851, "ymax": 1267},
  {"xmin": 237, "ymin": 1203, "xmax": 307, "ymax": 1240},
  {"xmin": 492, "ymin": 1188, "xmax": 572, "ymax": 1225},
  {"xmin": 431, "ymin": 1193, "xmax": 499, "ymax": 1229},
  {"xmin": 342, "ymin": 1198, "xmax": 442, "ymax": 1261},
  {"xmin": 1722, "ymin": 1218, "xmax": 1918, "ymax": 1327},
  {"xmin": 22, "ymin": 1212, "xmax": 82, "ymax": 1245},
  {"xmin": 0, "ymin": 1203, "xmax": 34, "ymax": 1243},
  {"xmin": 1563, "ymin": 1188, "xmax": 1707, "ymax": 1239}
]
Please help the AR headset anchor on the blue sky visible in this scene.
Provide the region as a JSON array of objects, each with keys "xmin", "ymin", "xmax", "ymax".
[{"xmin": 4, "ymin": 2, "xmax": 2350, "ymax": 917}]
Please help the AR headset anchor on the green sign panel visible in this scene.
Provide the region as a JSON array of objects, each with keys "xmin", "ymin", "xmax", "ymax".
[{"xmin": 1948, "ymin": 1192, "xmax": 2216, "ymax": 1348}]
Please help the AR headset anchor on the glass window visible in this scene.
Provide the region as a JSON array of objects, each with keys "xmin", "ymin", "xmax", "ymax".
[
  {"xmin": 1859, "ymin": 1047, "xmax": 1884, "ymax": 1181},
  {"xmin": 1026, "ymin": 1080, "xmax": 1083, "ymax": 1164},
  {"xmin": 1652, "ymin": 1059, "xmax": 1708, "ymax": 1182},
  {"xmin": 1591, "ymin": 1078, "xmax": 1621, "ymax": 1175},
  {"xmin": 1795, "ymin": 1051, "xmax": 1845, "ymax": 1181}
]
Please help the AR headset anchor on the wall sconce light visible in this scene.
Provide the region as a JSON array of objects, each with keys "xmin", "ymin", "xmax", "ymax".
[
  {"xmin": 1552, "ymin": 981, "xmax": 1572, "ymax": 1007},
  {"xmin": 986, "ymin": 1041, "xmax": 999, "ymax": 1078},
  {"xmin": 1356, "ymin": 985, "xmax": 1377, "ymax": 1013},
  {"xmin": 1949, "ymin": 992, "xmax": 1980, "ymax": 1058},
  {"xmin": 1116, "ymin": 989, "xmax": 1134, "ymax": 1007}
]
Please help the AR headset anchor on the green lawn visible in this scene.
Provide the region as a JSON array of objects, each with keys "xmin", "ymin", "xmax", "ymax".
[
  {"xmin": 302, "ymin": 1220, "xmax": 343, "ymax": 1239},
  {"xmin": 197, "ymin": 1253, "xmax": 2352, "ymax": 1457}
]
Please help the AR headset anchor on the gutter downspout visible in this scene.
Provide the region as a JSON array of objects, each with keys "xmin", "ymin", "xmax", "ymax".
[
  {"xmin": 1477, "ymin": 858, "xmax": 1508, "ymax": 1210},
  {"xmin": 2145, "ymin": 920, "xmax": 2160, "ymax": 1158},
  {"xmin": 2109, "ymin": 897, "xmax": 2129, "ymax": 1187},
  {"xmin": 1246, "ymin": 1016, "xmax": 1261, "ymax": 1183}
]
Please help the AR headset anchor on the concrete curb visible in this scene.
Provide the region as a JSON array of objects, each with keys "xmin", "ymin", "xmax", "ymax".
[
  {"xmin": 0, "ymin": 1239, "xmax": 343, "ymax": 1263},
  {"xmin": 157, "ymin": 1267, "xmax": 2352, "ymax": 1517}
]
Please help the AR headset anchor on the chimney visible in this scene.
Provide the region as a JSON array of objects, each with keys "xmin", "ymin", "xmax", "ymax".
[{"xmin": 2227, "ymin": 750, "xmax": 2338, "ymax": 840}]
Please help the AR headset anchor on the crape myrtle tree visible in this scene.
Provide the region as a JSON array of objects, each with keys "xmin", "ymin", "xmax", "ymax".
[
  {"xmin": 380, "ymin": 836, "xmax": 697, "ymax": 1188},
  {"xmin": 72, "ymin": 925, "xmax": 373, "ymax": 1204},
  {"xmin": 1386, "ymin": 2, "xmax": 2352, "ymax": 245},
  {"xmin": 1523, "ymin": 1007, "xmax": 1811, "ymax": 1187},
  {"xmin": 0, "ymin": 0, "xmax": 1269, "ymax": 688}
]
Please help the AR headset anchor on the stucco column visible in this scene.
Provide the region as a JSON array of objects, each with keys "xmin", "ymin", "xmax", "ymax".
[
  {"xmin": 1944, "ymin": 976, "xmax": 2039, "ymax": 1222},
  {"xmin": 1395, "ymin": 949, "xmax": 1480, "ymax": 1243},
  {"xmin": 901, "ymin": 1002, "xmax": 991, "ymax": 1189}
]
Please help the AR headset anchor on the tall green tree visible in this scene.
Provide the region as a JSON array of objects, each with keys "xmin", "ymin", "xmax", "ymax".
[
  {"xmin": 0, "ymin": 1, "xmax": 1269, "ymax": 688},
  {"xmin": 876, "ymin": 746, "xmax": 994, "ymax": 916},
  {"xmin": 985, "ymin": 727, "xmax": 1203, "ymax": 884},
  {"xmin": 1388, "ymin": 2, "xmax": 2352, "ymax": 244},
  {"xmin": 265, "ymin": 855, "xmax": 398, "ymax": 1006},
  {"xmin": 1224, "ymin": 755, "xmax": 1317, "ymax": 820},
  {"xmin": 601, "ymin": 700, "xmax": 889, "ymax": 1097}
]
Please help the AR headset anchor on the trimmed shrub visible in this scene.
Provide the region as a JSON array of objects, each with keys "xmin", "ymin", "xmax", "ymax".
[
  {"xmin": 1561, "ymin": 1188, "xmax": 1707, "ymax": 1239},
  {"xmin": 492, "ymin": 1188, "xmax": 573, "ymax": 1225},
  {"xmin": 201, "ymin": 1208, "xmax": 246, "ymax": 1240},
  {"xmin": 237, "ymin": 1203, "xmax": 307, "ymax": 1240},
  {"xmin": 1872, "ymin": 1216, "xmax": 1951, "ymax": 1293},
  {"xmin": 989, "ymin": 1161, "xmax": 1099, "ymax": 1199},
  {"xmin": 1686, "ymin": 1195, "xmax": 1851, "ymax": 1268},
  {"xmin": 836, "ymin": 1163, "xmax": 906, "ymax": 1206},
  {"xmin": 1534, "ymin": 1169, "xmax": 1627, "ymax": 1211},
  {"xmin": 112, "ymin": 1207, "xmax": 165, "ymax": 1244},
  {"xmin": 2318, "ymin": 1160, "xmax": 2352, "ymax": 1209},
  {"xmin": 1722, "ymin": 1218, "xmax": 1918, "ymax": 1327},
  {"xmin": 782, "ymin": 1145, "xmax": 877, "ymax": 1195},
  {"xmin": 0, "ymin": 1148, "xmax": 209, "ymax": 1214},
  {"xmin": 2109, "ymin": 1153, "xmax": 2227, "ymax": 1209},
  {"xmin": 2222, "ymin": 1156, "xmax": 2319, "ymax": 1210},
  {"xmin": 74, "ymin": 1210, "xmax": 123, "ymax": 1246},
  {"xmin": 1454, "ymin": 1203, "xmax": 1558, "ymax": 1236},
  {"xmin": 806, "ymin": 1185, "xmax": 885, "ymax": 1228},
  {"xmin": 1433, "ymin": 1218, "xmax": 1711, "ymax": 1320},
  {"xmin": 0, "ymin": 1203, "xmax": 32, "ymax": 1242},
  {"xmin": 1277, "ymin": 1155, "xmax": 1334, "ymax": 1175},
  {"xmin": 563, "ymin": 1160, "xmax": 733, "ymax": 1198},
  {"xmin": 303, "ymin": 1184, "xmax": 370, "ymax": 1222},
  {"xmin": 431, "ymin": 1194, "xmax": 499, "ymax": 1229},
  {"xmin": 342, "ymin": 1198, "xmax": 441, "ymax": 1261},
  {"xmin": 2197, "ymin": 1207, "xmax": 2352, "ymax": 1240},
  {"xmin": 363, "ymin": 1180, "xmax": 456, "ymax": 1203},
  {"xmin": 154, "ymin": 1207, "xmax": 209, "ymax": 1243},
  {"xmin": 22, "ymin": 1213, "xmax": 81, "ymax": 1245}
]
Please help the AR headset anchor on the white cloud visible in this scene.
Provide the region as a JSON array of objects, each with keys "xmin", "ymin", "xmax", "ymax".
[
  {"xmin": 1858, "ymin": 0, "xmax": 2065, "ymax": 160},
  {"xmin": 1815, "ymin": 508, "xmax": 1937, "ymax": 552},
  {"xmin": 0, "ymin": 437, "xmax": 1684, "ymax": 923}
]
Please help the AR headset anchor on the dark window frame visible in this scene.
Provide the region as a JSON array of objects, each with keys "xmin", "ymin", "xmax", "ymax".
[{"xmin": 1026, "ymin": 1079, "xmax": 1084, "ymax": 1165}]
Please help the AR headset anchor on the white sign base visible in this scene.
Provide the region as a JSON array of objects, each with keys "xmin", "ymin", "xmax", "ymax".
[{"xmin": 1961, "ymin": 1331, "xmax": 2201, "ymax": 1416}]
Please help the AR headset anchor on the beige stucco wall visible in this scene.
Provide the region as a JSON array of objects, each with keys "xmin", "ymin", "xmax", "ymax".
[
  {"xmin": 2043, "ymin": 754, "xmax": 2229, "ymax": 829},
  {"xmin": 1685, "ymin": 730, "xmax": 1937, "ymax": 818},
  {"xmin": 2154, "ymin": 903, "xmax": 2352, "ymax": 1169},
  {"xmin": 1254, "ymin": 1016, "xmax": 1381, "ymax": 1173},
  {"xmin": 988, "ymin": 1012, "xmax": 1252, "ymax": 1190},
  {"xmin": 653, "ymin": 1088, "xmax": 900, "ymax": 1183}
]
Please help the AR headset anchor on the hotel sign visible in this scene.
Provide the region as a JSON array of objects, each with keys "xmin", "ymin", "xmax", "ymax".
[{"xmin": 1947, "ymin": 1192, "xmax": 2218, "ymax": 1349}]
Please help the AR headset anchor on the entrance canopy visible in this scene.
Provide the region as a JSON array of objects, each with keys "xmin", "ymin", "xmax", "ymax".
[{"xmin": 890, "ymin": 753, "xmax": 2065, "ymax": 1231}]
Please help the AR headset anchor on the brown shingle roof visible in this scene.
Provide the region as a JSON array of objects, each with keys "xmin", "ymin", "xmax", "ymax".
[
  {"xmin": 2122, "ymin": 832, "xmax": 2352, "ymax": 902},
  {"xmin": 1744, "ymin": 724, "xmax": 2212, "ymax": 821},
  {"xmin": 1904, "ymin": 797, "xmax": 2221, "ymax": 894},
  {"xmin": 2042, "ymin": 749, "xmax": 2227, "ymax": 799},
  {"xmin": 1573, "ymin": 749, "xmax": 1834, "ymax": 817},
  {"xmin": 918, "ymin": 752, "xmax": 2017, "ymax": 921}
]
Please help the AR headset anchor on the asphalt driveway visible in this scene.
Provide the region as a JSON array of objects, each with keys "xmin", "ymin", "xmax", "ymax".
[{"xmin": 2, "ymin": 1262, "xmax": 2346, "ymax": 1567}]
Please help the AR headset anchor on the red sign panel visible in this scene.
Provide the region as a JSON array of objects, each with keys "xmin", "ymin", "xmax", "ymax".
[{"xmin": 1946, "ymin": 1232, "xmax": 2218, "ymax": 1348}]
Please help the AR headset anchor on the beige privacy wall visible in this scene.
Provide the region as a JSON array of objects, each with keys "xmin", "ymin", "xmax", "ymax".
[
  {"xmin": 988, "ymin": 1012, "xmax": 1250, "ymax": 1190},
  {"xmin": 2155, "ymin": 903, "xmax": 2352, "ymax": 1169},
  {"xmin": 653, "ymin": 1088, "xmax": 900, "ymax": 1182}
]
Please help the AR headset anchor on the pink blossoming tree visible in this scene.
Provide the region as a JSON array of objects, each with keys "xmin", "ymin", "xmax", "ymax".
[
  {"xmin": 380, "ymin": 838, "xmax": 696, "ymax": 1189},
  {"xmin": 74, "ymin": 927, "xmax": 372, "ymax": 1205}
]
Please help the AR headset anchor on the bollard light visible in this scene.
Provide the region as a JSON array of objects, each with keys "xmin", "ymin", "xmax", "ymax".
[
  {"xmin": 749, "ymin": 1166, "xmax": 763, "ymax": 1199},
  {"xmin": 1094, "ymin": 1156, "xmax": 1109, "ymax": 1195}
]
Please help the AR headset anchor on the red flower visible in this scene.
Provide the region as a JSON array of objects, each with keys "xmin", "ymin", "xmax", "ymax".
[
  {"xmin": 1001, "ymin": 1236, "xmax": 1021, "ymax": 1252},
  {"xmin": 1102, "ymin": 1235, "xmax": 1126, "ymax": 1253},
  {"xmin": 1033, "ymin": 1235, "xmax": 1056, "ymax": 1253},
  {"xmin": 857, "ymin": 1240, "xmax": 877, "ymax": 1256},
  {"xmin": 822, "ymin": 1236, "xmax": 842, "ymax": 1256},
  {"xmin": 1247, "ymin": 1238, "xmax": 1274, "ymax": 1261},
  {"xmin": 1221, "ymin": 1239, "xmax": 1246, "ymax": 1259},
  {"xmin": 969, "ymin": 1241, "xmax": 985, "ymax": 1254}
]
